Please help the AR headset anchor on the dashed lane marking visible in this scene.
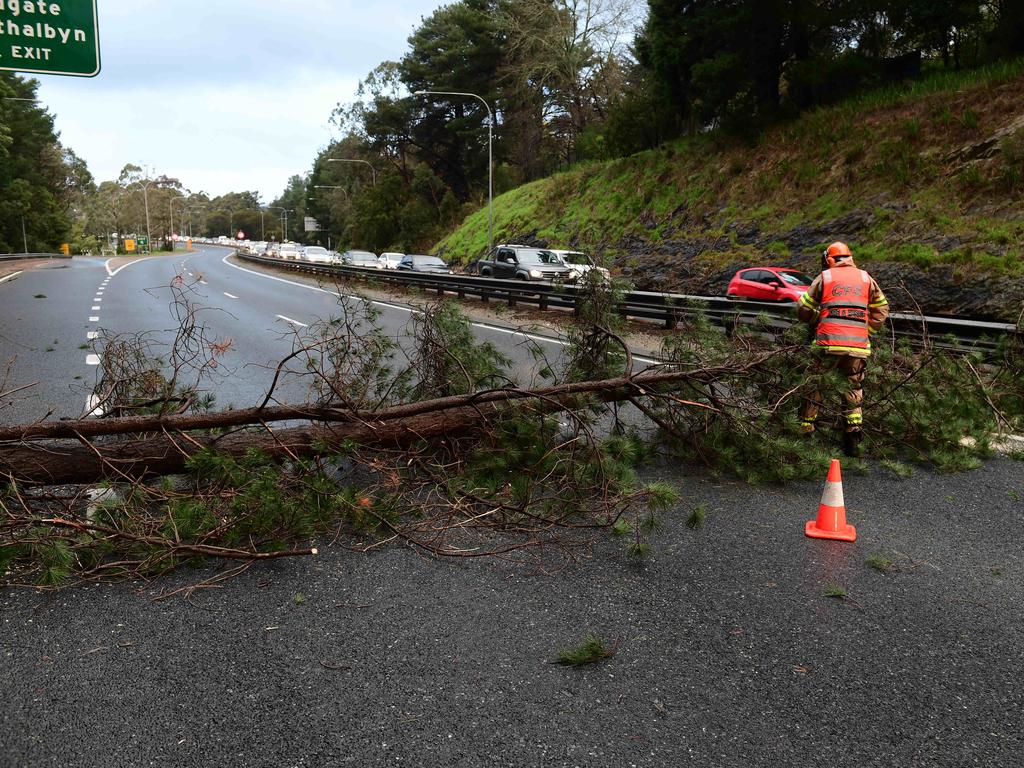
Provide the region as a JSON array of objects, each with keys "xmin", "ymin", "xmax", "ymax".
[
  {"xmin": 85, "ymin": 393, "xmax": 105, "ymax": 418},
  {"xmin": 0, "ymin": 271, "xmax": 23, "ymax": 284},
  {"xmin": 91, "ymin": 305, "xmax": 101, "ymax": 311},
  {"xmin": 276, "ymin": 314, "xmax": 309, "ymax": 328},
  {"xmin": 224, "ymin": 292, "xmax": 238, "ymax": 299},
  {"xmin": 89, "ymin": 316, "xmax": 100, "ymax": 322},
  {"xmin": 87, "ymin": 332, "xmax": 98, "ymax": 340},
  {"xmin": 86, "ymin": 354, "xmax": 101, "ymax": 366}
]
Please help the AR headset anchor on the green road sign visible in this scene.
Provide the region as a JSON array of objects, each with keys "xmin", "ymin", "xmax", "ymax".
[
  {"xmin": 137, "ymin": 236, "xmax": 149, "ymax": 246},
  {"xmin": 0, "ymin": 1, "xmax": 100, "ymax": 78}
]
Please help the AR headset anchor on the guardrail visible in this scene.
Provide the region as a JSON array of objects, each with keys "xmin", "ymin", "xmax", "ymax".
[
  {"xmin": 234, "ymin": 252, "xmax": 1021, "ymax": 348},
  {"xmin": 0, "ymin": 253, "xmax": 72, "ymax": 262}
]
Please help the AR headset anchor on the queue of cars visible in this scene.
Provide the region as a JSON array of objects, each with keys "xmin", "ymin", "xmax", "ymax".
[{"xmin": 211, "ymin": 235, "xmax": 806, "ymax": 301}]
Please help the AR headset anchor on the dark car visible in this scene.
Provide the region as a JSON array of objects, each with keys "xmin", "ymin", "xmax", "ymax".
[
  {"xmin": 476, "ymin": 245, "xmax": 574, "ymax": 282},
  {"xmin": 397, "ymin": 255, "xmax": 453, "ymax": 274},
  {"xmin": 342, "ymin": 250, "xmax": 382, "ymax": 269},
  {"xmin": 726, "ymin": 267, "xmax": 813, "ymax": 302}
]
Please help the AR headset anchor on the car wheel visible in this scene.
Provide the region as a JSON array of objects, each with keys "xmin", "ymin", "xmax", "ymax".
[{"xmin": 480, "ymin": 267, "xmax": 491, "ymax": 276}]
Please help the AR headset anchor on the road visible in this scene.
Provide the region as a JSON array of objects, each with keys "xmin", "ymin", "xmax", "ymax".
[
  {"xmin": 0, "ymin": 247, "xmax": 582, "ymax": 425},
  {"xmin": 1, "ymin": 458, "xmax": 1021, "ymax": 766}
]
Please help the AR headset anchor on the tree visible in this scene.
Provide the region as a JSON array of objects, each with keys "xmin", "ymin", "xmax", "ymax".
[
  {"xmin": 0, "ymin": 73, "xmax": 82, "ymax": 252},
  {"xmin": 400, "ymin": 0, "xmax": 503, "ymax": 201}
]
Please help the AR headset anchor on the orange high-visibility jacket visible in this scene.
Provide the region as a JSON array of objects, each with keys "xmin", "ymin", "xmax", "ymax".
[{"xmin": 798, "ymin": 262, "xmax": 888, "ymax": 357}]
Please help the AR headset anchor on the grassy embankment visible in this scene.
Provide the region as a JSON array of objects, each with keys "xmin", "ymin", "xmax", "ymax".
[{"xmin": 436, "ymin": 60, "xmax": 1024, "ymax": 315}]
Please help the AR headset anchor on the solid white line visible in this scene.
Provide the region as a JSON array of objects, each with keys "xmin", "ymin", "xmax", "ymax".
[
  {"xmin": 221, "ymin": 254, "xmax": 660, "ymax": 364},
  {"xmin": 89, "ymin": 316, "xmax": 100, "ymax": 322},
  {"xmin": 0, "ymin": 271, "xmax": 23, "ymax": 284},
  {"xmin": 224, "ymin": 292, "xmax": 238, "ymax": 299},
  {"xmin": 85, "ymin": 354, "xmax": 101, "ymax": 365},
  {"xmin": 276, "ymin": 314, "xmax": 308, "ymax": 327},
  {"xmin": 86, "ymin": 331, "xmax": 98, "ymax": 340},
  {"xmin": 104, "ymin": 258, "xmax": 148, "ymax": 277}
]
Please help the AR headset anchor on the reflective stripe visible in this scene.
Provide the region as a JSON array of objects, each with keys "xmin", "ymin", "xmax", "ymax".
[
  {"xmin": 817, "ymin": 333, "xmax": 870, "ymax": 344},
  {"xmin": 847, "ymin": 414, "xmax": 864, "ymax": 424},
  {"xmin": 799, "ymin": 292, "xmax": 819, "ymax": 309},
  {"xmin": 822, "ymin": 317, "xmax": 869, "ymax": 329},
  {"xmin": 813, "ymin": 343, "xmax": 872, "ymax": 355},
  {"xmin": 822, "ymin": 302, "xmax": 869, "ymax": 312},
  {"xmin": 820, "ymin": 481, "xmax": 845, "ymax": 509},
  {"xmin": 869, "ymin": 299, "xmax": 889, "ymax": 308}
]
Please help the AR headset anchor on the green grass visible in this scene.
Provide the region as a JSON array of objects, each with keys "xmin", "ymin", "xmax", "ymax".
[
  {"xmin": 557, "ymin": 633, "xmax": 616, "ymax": 666},
  {"xmin": 433, "ymin": 56, "xmax": 1024, "ymax": 287}
]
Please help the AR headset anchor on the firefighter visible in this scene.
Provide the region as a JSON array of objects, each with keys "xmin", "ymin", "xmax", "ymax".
[{"xmin": 797, "ymin": 241, "xmax": 889, "ymax": 457}]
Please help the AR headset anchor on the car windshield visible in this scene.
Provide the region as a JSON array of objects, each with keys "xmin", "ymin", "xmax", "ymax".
[
  {"xmin": 414, "ymin": 256, "xmax": 446, "ymax": 267},
  {"xmin": 558, "ymin": 252, "xmax": 590, "ymax": 266},
  {"xmin": 778, "ymin": 270, "xmax": 813, "ymax": 286},
  {"xmin": 281, "ymin": 244, "xmax": 298, "ymax": 251},
  {"xmin": 518, "ymin": 249, "xmax": 562, "ymax": 265},
  {"xmin": 349, "ymin": 251, "xmax": 375, "ymax": 258},
  {"xmin": 305, "ymin": 247, "xmax": 327, "ymax": 255}
]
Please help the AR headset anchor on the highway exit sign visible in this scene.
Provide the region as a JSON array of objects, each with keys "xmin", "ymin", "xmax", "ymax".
[{"xmin": 0, "ymin": 1, "xmax": 100, "ymax": 77}]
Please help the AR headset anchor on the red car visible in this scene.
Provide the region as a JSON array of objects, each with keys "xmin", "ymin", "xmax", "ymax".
[{"xmin": 726, "ymin": 267, "xmax": 813, "ymax": 302}]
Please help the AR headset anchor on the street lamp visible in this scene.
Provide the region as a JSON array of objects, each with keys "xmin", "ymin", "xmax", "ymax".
[
  {"xmin": 414, "ymin": 89, "xmax": 494, "ymax": 254},
  {"xmin": 267, "ymin": 206, "xmax": 292, "ymax": 241},
  {"xmin": 326, "ymin": 159, "xmax": 376, "ymax": 186}
]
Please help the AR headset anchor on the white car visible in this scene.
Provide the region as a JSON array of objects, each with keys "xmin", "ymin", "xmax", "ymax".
[
  {"xmin": 303, "ymin": 246, "xmax": 333, "ymax": 264},
  {"xmin": 552, "ymin": 250, "xmax": 611, "ymax": 281},
  {"xmin": 278, "ymin": 243, "xmax": 302, "ymax": 260},
  {"xmin": 379, "ymin": 252, "xmax": 404, "ymax": 269}
]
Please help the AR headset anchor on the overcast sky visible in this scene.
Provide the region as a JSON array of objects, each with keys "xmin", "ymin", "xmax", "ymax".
[{"xmin": 32, "ymin": 0, "xmax": 441, "ymax": 201}]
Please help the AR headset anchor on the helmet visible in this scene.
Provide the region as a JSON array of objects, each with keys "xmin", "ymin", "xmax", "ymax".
[{"xmin": 823, "ymin": 241, "xmax": 853, "ymax": 268}]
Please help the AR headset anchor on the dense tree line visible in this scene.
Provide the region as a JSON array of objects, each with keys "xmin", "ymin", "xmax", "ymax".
[
  {"xmin": 271, "ymin": 0, "xmax": 1024, "ymax": 255},
  {"xmin": 0, "ymin": 73, "xmax": 92, "ymax": 254}
]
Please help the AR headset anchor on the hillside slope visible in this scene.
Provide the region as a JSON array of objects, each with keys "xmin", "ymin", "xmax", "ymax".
[{"xmin": 436, "ymin": 61, "xmax": 1024, "ymax": 321}]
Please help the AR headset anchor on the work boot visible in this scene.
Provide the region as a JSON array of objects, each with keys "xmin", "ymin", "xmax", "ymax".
[{"xmin": 842, "ymin": 429, "xmax": 863, "ymax": 458}]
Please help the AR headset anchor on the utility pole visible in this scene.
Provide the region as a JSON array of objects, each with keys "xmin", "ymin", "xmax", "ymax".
[{"xmin": 20, "ymin": 214, "xmax": 28, "ymax": 255}]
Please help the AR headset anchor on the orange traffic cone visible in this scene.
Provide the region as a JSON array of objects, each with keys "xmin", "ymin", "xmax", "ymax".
[{"xmin": 805, "ymin": 459, "xmax": 856, "ymax": 542}]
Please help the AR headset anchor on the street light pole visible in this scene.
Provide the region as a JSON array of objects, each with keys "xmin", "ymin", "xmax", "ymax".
[
  {"xmin": 326, "ymin": 159, "xmax": 377, "ymax": 187},
  {"xmin": 414, "ymin": 89, "xmax": 494, "ymax": 254}
]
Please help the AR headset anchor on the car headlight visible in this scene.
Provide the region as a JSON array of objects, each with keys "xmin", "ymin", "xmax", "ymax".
[{"xmin": 529, "ymin": 269, "xmax": 543, "ymax": 278}]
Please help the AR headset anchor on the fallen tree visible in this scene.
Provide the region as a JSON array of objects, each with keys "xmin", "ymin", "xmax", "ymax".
[{"xmin": 0, "ymin": 364, "xmax": 739, "ymax": 486}]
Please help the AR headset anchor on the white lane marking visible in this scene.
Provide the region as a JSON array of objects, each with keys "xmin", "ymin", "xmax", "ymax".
[
  {"xmin": 199, "ymin": 280, "xmax": 208, "ymax": 285},
  {"xmin": 221, "ymin": 254, "xmax": 660, "ymax": 364},
  {"xmin": 0, "ymin": 271, "xmax": 23, "ymax": 284},
  {"xmin": 104, "ymin": 258, "xmax": 147, "ymax": 277},
  {"xmin": 91, "ymin": 305, "xmax": 101, "ymax": 311},
  {"xmin": 89, "ymin": 316, "xmax": 100, "ymax": 322},
  {"xmin": 85, "ymin": 393, "xmax": 105, "ymax": 418},
  {"xmin": 87, "ymin": 331, "xmax": 98, "ymax": 340},
  {"xmin": 276, "ymin": 314, "xmax": 309, "ymax": 328},
  {"xmin": 86, "ymin": 354, "xmax": 101, "ymax": 365},
  {"xmin": 224, "ymin": 292, "xmax": 238, "ymax": 299}
]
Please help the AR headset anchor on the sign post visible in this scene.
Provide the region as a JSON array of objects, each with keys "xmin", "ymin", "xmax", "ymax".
[{"xmin": 0, "ymin": 1, "xmax": 101, "ymax": 78}]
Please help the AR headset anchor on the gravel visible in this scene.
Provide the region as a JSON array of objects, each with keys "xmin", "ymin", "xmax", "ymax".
[{"xmin": 2, "ymin": 458, "xmax": 1022, "ymax": 767}]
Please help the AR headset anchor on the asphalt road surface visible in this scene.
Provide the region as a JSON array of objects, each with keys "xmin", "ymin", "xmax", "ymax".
[
  {"xmin": 1, "ymin": 458, "xmax": 1021, "ymax": 766},
  {"xmin": 0, "ymin": 247, "xmax": 584, "ymax": 426}
]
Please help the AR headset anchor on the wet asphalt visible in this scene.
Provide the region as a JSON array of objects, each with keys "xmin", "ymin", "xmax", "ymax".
[{"xmin": 2, "ymin": 457, "xmax": 1021, "ymax": 767}]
